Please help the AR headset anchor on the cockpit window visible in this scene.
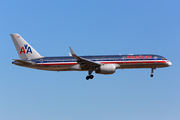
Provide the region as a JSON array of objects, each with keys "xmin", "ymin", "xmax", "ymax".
[{"xmin": 162, "ymin": 58, "xmax": 167, "ymax": 60}]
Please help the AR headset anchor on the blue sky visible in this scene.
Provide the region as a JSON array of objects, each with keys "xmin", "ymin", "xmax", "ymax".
[{"xmin": 1, "ymin": 0, "xmax": 180, "ymax": 120}]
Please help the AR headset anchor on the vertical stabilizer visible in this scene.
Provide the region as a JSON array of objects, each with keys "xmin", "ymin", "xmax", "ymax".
[{"xmin": 10, "ymin": 34, "xmax": 43, "ymax": 60}]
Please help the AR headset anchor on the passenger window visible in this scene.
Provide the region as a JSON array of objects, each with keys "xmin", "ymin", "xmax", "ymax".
[{"xmin": 162, "ymin": 58, "xmax": 167, "ymax": 60}]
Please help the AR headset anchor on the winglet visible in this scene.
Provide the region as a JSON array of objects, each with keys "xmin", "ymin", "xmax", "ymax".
[
  {"xmin": 69, "ymin": 47, "xmax": 81, "ymax": 60},
  {"xmin": 69, "ymin": 47, "xmax": 102, "ymax": 66},
  {"xmin": 69, "ymin": 47, "xmax": 76, "ymax": 56}
]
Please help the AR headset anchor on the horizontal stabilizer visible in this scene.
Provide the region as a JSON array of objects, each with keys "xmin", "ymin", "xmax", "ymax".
[{"xmin": 13, "ymin": 59, "xmax": 35, "ymax": 65}]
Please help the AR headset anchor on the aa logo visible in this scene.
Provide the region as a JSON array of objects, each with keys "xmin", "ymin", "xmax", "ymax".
[{"xmin": 20, "ymin": 44, "xmax": 32, "ymax": 54}]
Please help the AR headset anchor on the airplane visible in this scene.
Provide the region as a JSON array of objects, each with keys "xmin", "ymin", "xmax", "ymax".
[{"xmin": 10, "ymin": 33, "xmax": 172, "ymax": 80}]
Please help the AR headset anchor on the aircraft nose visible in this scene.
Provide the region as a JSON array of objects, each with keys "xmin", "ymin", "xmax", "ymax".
[{"xmin": 167, "ymin": 61, "xmax": 172, "ymax": 66}]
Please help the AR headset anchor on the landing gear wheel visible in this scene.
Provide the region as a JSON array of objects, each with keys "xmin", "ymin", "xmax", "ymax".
[
  {"xmin": 86, "ymin": 76, "xmax": 89, "ymax": 80},
  {"xmin": 89, "ymin": 75, "xmax": 94, "ymax": 79},
  {"xmin": 150, "ymin": 74, "xmax": 153, "ymax": 77},
  {"xmin": 86, "ymin": 75, "xmax": 94, "ymax": 80}
]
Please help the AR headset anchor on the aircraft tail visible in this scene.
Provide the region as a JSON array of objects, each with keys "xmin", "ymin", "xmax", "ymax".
[{"xmin": 10, "ymin": 34, "xmax": 43, "ymax": 60}]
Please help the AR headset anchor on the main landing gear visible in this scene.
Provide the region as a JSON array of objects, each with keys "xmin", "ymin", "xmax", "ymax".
[
  {"xmin": 150, "ymin": 68, "xmax": 156, "ymax": 77},
  {"xmin": 86, "ymin": 69, "xmax": 94, "ymax": 80},
  {"xmin": 86, "ymin": 75, "xmax": 94, "ymax": 80}
]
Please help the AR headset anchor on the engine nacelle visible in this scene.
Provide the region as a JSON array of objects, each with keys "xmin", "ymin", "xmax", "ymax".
[{"xmin": 95, "ymin": 64, "xmax": 116, "ymax": 74}]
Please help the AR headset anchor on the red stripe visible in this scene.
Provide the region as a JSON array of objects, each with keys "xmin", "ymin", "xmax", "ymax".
[
  {"xmin": 37, "ymin": 60, "xmax": 168, "ymax": 66},
  {"xmin": 101, "ymin": 60, "xmax": 167, "ymax": 64}
]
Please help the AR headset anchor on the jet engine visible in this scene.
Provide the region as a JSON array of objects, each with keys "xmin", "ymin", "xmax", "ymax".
[{"xmin": 95, "ymin": 64, "xmax": 116, "ymax": 74}]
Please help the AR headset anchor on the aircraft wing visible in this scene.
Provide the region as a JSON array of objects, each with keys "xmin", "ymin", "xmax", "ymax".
[{"xmin": 69, "ymin": 47, "xmax": 102, "ymax": 68}]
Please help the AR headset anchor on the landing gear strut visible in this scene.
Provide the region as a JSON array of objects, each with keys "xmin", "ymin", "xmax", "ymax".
[
  {"xmin": 150, "ymin": 68, "xmax": 156, "ymax": 77},
  {"xmin": 86, "ymin": 69, "xmax": 94, "ymax": 80}
]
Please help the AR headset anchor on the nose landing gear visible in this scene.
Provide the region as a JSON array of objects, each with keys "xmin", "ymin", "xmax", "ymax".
[{"xmin": 150, "ymin": 68, "xmax": 156, "ymax": 77}]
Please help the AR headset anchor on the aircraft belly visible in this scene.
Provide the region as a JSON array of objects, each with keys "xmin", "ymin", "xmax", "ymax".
[{"xmin": 37, "ymin": 65, "xmax": 74, "ymax": 71}]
